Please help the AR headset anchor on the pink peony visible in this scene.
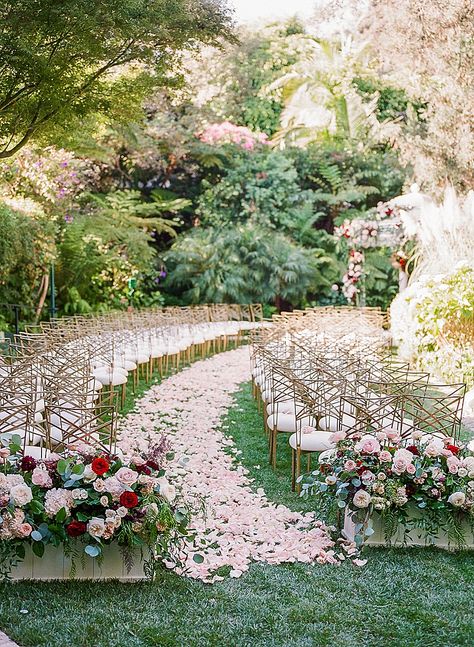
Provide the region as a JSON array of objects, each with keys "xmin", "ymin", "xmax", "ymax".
[
  {"xmin": 31, "ymin": 467, "xmax": 53, "ymax": 488},
  {"xmin": 353, "ymin": 489, "xmax": 371, "ymax": 508},
  {"xmin": 18, "ymin": 523, "xmax": 32, "ymax": 538}
]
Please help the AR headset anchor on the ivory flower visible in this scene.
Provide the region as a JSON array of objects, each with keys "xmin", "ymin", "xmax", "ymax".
[
  {"xmin": 447, "ymin": 492, "xmax": 466, "ymax": 507},
  {"xmin": 10, "ymin": 484, "xmax": 33, "ymax": 507},
  {"xmin": 87, "ymin": 517, "xmax": 106, "ymax": 538},
  {"xmin": 353, "ymin": 490, "xmax": 371, "ymax": 508}
]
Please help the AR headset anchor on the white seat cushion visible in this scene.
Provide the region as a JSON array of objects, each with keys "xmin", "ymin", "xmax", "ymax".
[{"xmin": 289, "ymin": 431, "xmax": 335, "ymax": 452}]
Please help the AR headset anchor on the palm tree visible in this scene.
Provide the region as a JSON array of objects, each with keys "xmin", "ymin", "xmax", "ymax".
[{"xmin": 269, "ymin": 35, "xmax": 389, "ymax": 146}]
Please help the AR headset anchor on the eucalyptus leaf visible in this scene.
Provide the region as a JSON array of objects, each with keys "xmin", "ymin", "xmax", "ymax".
[{"xmin": 84, "ymin": 545, "xmax": 101, "ymax": 558}]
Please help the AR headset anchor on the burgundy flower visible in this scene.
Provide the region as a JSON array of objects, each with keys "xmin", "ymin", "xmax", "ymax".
[
  {"xmin": 66, "ymin": 521, "xmax": 87, "ymax": 537},
  {"xmin": 20, "ymin": 456, "xmax": 37, "ymax": 472},
  {"xmin": 136, "ymin": 464, "xmax": 152, "ymax": 476},
  {"xmin": 120, "ymin": 491, "xmax": 139, "ymax": 509},
  {"xmin": 406, "ymin": 445, "xmax": 420, "ymax": 456},
  {"xmin": 146, "ymin": 459, "xmax": 160, "ymax": 471}
]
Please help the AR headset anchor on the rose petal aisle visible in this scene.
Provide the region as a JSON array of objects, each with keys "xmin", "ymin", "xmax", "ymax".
[{"xmin": 117, "ymin": 348, "xmax": 337, "ymax": 582}]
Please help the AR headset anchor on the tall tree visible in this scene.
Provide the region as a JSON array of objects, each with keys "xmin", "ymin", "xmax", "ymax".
[
  {"xmin": 365, "ymin": 0, "xmax": 474, "ymax": 191},
  {"xmin": 0, "ymin": 0, "xmax": 233, "ymax": 158}
]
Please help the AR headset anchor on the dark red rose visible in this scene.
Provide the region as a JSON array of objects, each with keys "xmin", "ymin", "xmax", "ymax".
[
  {"xmin": 66, "ymin": 521, "xmax": 87, "ymax": 537},
  {"xmin": 319, "ymin": 464, "xmax": 332, "ymax": 474},
  {"xmin": 405, "ymin": 483, "xmax": 417, "ymax": 497},
  {"xmin": 146, "ymin": 459, "xmax": 160, "ymax": 471},
  {"xmin": 20, "ymin": 456, "xmax": 37, "ymax": 471},
  {"xmin": 120, "ymin": 491, "xmax": 139, "ymax": 509},
  {"xmin": 446, "ymin": 444, "xmax": 460, "ymax": 455},
  {"xmin": 406, "ymin": 445, "xmax": 420, "ymax": 456},
  {"xmin": 136, "ymin": 464, "xmax": 152, "ymax": 475},
  {"xmin": 91, "ymin": 457, "xmax": 110, "ymax": 476}
]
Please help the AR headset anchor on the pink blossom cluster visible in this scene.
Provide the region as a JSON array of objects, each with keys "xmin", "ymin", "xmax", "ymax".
[
  {"xmin": 117, "ymin": 348, "xmax": 340, "ymax": 582},
  {"xmin": 198, "ymin": 121, "xmax": 269, "ymax": 150},
  {"xmin": 342, "ymin": 249, "xmax": 365, "ymax": 302}
]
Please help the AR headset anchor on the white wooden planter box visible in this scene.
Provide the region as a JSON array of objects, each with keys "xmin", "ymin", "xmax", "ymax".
[
  {"xmin": 10, "ymin": 543, "xmax": 150, "ymax": 581},
  {"xmin": 344, "ymin": 508, "xmax": 474, "ymax": 550}
]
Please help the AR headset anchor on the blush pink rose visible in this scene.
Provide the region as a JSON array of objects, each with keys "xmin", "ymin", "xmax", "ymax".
[
  {"xmin": 344, "ymin": 460, "xmax": 357, "ymax": 471},
  {"xmin": 355, "ymin": 435, "xmax": 380, "ymax": 454},
  {"xmin": 18, "ymin": 523, "xmax": 32, "ymax": 538},
  {"xmin": 115, "ymin": 467, "xmax": 138, "ymax": 487},
  {"xmin": 379, "ymin": 451, "xmax": 392, "ymax": 462},
  {"xmin": 406, "ymin": 463, "xmax": 416, "ymax": 475},
  {"xmin": 329, "ymin": 431, "xmax": 346, "ymax": 443}
]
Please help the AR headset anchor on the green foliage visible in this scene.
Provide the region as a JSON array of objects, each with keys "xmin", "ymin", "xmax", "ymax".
[
  {"xmin": 197, "ymin": 148, "xmax": 316, "ymax": 230},
  {"xmin": 0, "ymin": 0, "xmax": 233, "ymax": 158},
  {"xmin": 0, "ymin": 202, "xmax": 55, "ymax": 318},
  {"xmin": 88, "ymin": 190, "xmax": 187, "ymax": 238},
  {"xmin": 164, "ymin": 223, "xmax": 337, "ymax": 306},
  {"xmin": 363, "ymin": 249, "xmax": 399, "ymax": 310}
]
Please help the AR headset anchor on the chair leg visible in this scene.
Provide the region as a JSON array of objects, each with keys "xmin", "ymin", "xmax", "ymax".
[
  {"xmin": 271, "ymin": 430, "xmax": 278, "ymax": 469},
  {"xmin": 296, "ymin": 448, "xmax": 301, "ymax": 493},
  {"xmin": 291, "ymin": 449, "xmax": 296, "ymax": 491},
  {"xmin": 121, "ymin": 382, "xmax": 126, "ymax": 409}
]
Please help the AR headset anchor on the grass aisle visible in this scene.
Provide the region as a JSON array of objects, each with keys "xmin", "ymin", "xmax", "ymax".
[{"xmin": 0, "ymin": 382, "xmax": 473, "ymax": 647}]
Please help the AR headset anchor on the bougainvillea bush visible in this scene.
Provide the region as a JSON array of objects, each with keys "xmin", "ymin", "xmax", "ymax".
[
  {"xmin": 0, "ymin": 434, "xmax": 192, "ymax": 579},
  {"xmin": 300, "ymin": 429, "xmax": 474, "ymax": 549}
]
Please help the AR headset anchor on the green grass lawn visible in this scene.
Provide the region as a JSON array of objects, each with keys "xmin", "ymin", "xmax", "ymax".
[{"xmin": 1, "ymin": 381, "xmax": 473, "ymax": 647}]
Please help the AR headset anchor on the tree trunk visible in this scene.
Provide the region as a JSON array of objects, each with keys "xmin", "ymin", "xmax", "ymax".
[{"xmin": 34, "ymin": 272, "xmax": 49, "ymax": 323}]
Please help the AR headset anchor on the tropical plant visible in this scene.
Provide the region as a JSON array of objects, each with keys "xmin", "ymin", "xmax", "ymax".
[
  {"xmin": 88, "ymin": 190, "xmax": 190, "ymax": 238},
  {"xmin": 269, "ymin": 35, "xmax": 391, "ymax": 146},
  {"xmin": 163, "ymin": 223, "xmax": 337, "ymax": 307}
]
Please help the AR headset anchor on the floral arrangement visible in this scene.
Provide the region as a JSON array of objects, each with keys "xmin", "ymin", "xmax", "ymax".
[
  {"xmin": 300, "ymin": 429, "xmax": 474, "ymax": 549},
  {"xmin": 334, "ymin": 202, "xmax": 407, "ymax": 305},
  {"xmin": 198, "ymin": 121, "xmax": 269, "ymax": 150},
  {"xmin": 341, "ymin": 249, "xmax": 365, "ymax": 302},
  {"xmin": 0, "ymin": 433, "xmax": 192, "ymax": 579}
]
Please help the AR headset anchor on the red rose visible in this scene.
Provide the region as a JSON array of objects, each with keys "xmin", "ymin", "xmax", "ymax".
[
  {"xmin": 120, "ymin": 491, "xmax": 139, "ymax": 509},
  {"xmin": 406, "ymin": 445, "xmax": 420, "ymax": 456},
  {"xmin": 66, "ymin": 521, "xmax": 87, "ymax": 537},
  {"xmin": 146, "ymin": 459, "xmax": 160, "ymax": 471},
  {"xmin": 91, "ymin": 457, "xmax": 110, "ymax": 476},
  {"xmin": 20, "ymin": 456, "xmax": 37, "ymax": 472},
  {"xmin": 446, "ymin": 444, "xmax": 460, "ymax": 455}
]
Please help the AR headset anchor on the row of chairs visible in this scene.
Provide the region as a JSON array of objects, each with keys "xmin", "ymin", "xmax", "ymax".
[
  {"xmin": 250, "ymin": 306, "xmax": 466, "ymax": 490},
  {"xmin": 0, "ymin": 303, "xmax": 269, "ymax": 458}
]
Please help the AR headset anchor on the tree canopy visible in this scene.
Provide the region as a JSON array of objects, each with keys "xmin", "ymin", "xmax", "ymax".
[{"xmin": 0, "ymin": 0, "xmax": 233, "ymax": 158}]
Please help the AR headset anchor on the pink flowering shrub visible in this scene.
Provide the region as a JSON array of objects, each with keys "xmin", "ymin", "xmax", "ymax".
[
  {"xmin": 0, "ymin": 434, "xmax": 193, "ymax": 579},
  {"xmin": 198, "ymin": 121, "xmax": 269, "ymax": 150},
  {"xmin": 300, "ymin": 431, "xmax": 474, "ymax": 548}
]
